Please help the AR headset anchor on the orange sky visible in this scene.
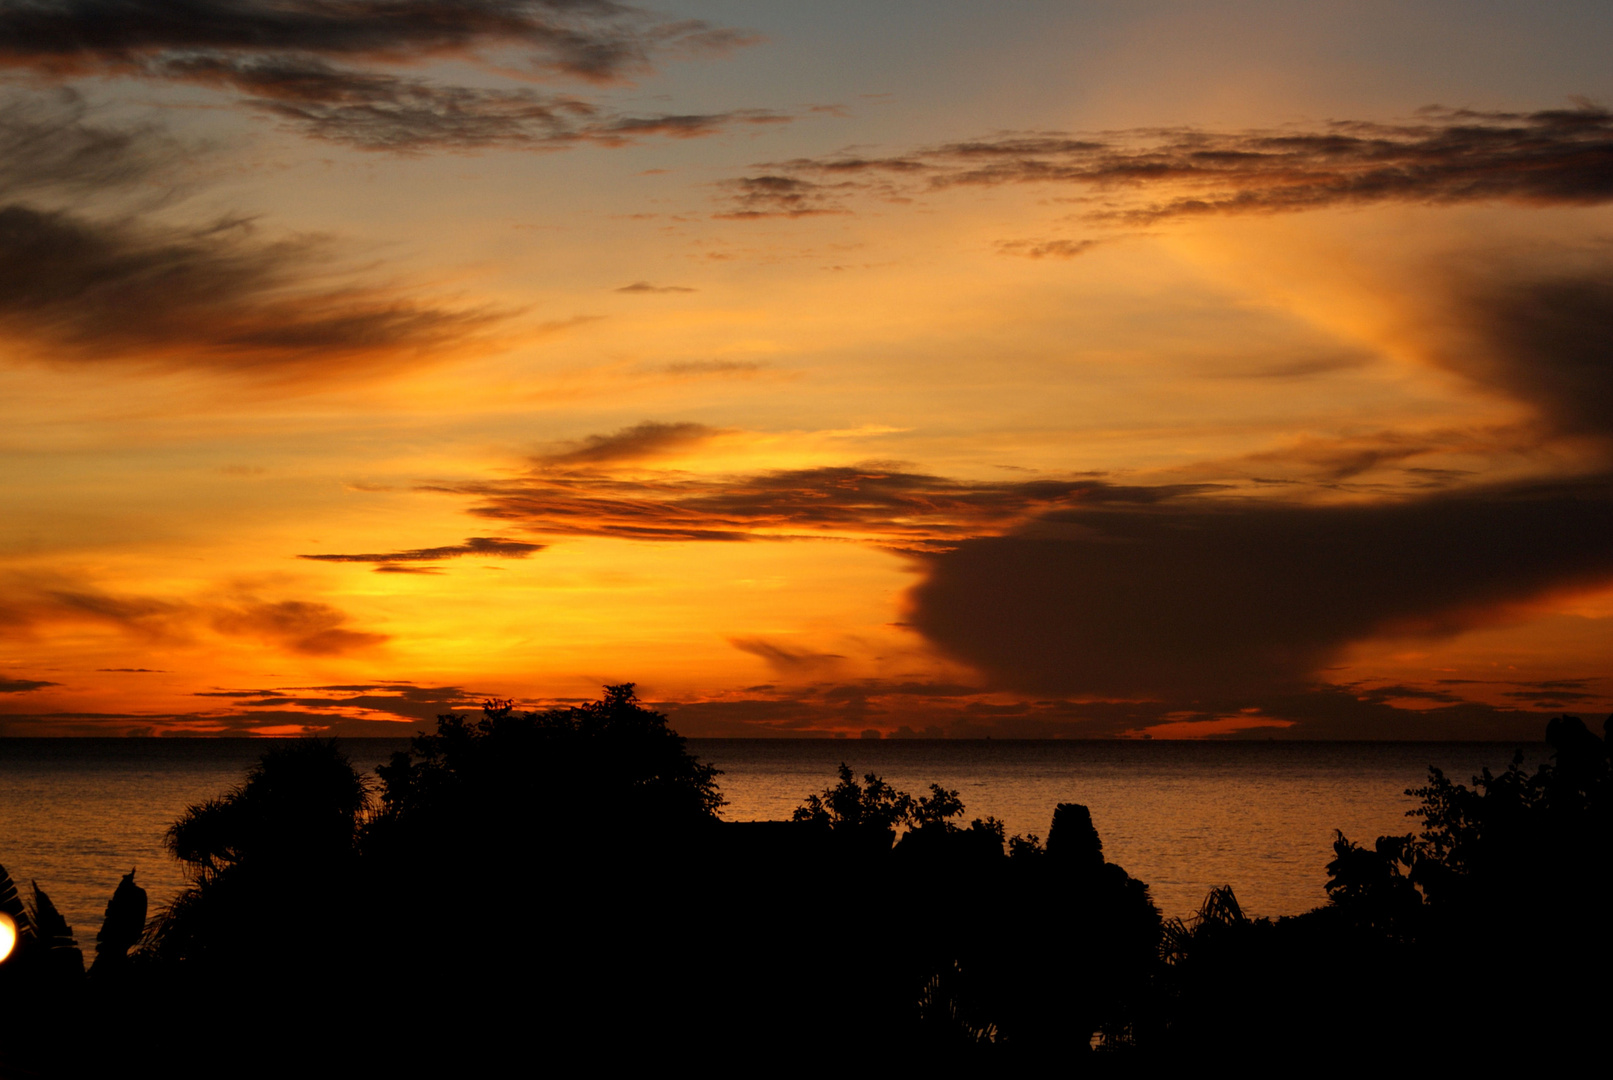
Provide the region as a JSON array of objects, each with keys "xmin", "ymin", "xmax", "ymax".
[{"xmin": 3, "ymin": 1, "xmax": 1612, "ymax": 738}]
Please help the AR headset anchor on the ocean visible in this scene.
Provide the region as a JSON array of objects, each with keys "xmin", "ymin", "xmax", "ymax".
[{"xmin": 0, "ymin": 737, "xmax": 1545, "ymax": 949}]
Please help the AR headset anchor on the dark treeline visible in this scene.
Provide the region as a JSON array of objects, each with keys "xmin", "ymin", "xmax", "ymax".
[{"xmin": 1, "ymin": 688, "xmax": 1609, "ymax": 1073}]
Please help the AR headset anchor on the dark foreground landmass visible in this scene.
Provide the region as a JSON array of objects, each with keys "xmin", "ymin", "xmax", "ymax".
[{"xmin": 1, "ymin": 687, "xmax": 1608, "ymax": 1074}]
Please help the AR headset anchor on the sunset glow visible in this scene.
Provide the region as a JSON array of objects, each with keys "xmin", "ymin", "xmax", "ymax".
[{"xmin": 3, "ymin": 2, "xmax": 1611, "ymax": 738}]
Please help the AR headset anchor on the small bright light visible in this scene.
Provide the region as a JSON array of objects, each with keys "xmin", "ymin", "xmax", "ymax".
[{"xmin": 0, "ymin": 912, "xmax": 15, "ymax": 964}]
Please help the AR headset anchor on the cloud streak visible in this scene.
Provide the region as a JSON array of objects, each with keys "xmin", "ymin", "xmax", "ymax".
[
  {"xmin": 0, "ymin": 677, "xmax": 57, "ymax": 693},
  {"xmin": 0, "ymin": 88, "xmax": 180, "ymax": 199},
  {"xmin": 298, "ymin": 536, "xmax": 543, "ymax": 567},
  {"xmin": 0, "ymin": 583, "xmax": 386, "ymax": 656},
  {"xmin": 0, "ymin": 203, "xmax": 496, "ymax": 374},
  {"xmin": 0, "ymin": 0, "xmax": 746, "ymax": 81},
  {"xmin": 534, "ymin": 420, "xmax": 724, "ymax": 466},
  {"xmin": 0, "ymin": 1, "xmax": 773, "ymax": 152},
  {"xmin": 426, "ymin": 455, "xmax": 1196, "ymax": 549},
  {"xmin": 723, "ymin": 103, "xmax": 1613, "ymax": 221},
  {"xmin": 0, "ymin": 89, "xmax": 503, "ymax": 375}
]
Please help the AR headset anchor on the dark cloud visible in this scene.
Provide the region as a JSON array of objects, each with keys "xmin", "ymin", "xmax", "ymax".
[
  {"xmin": 0, "ymin": 677, "xmax": 56, "ymax": 692},
  {"xmin": 0, "ymin": 0, "xmax": 737, "ymax": 82},
  {"xmin": 0, "ymin": 2, "xmax": 768, "ymax": 151},
  {"xmin": 731, "ymin": 103, "xmax": 1613, "ymax": 221},
  {"xmin": 1442, "ymin": 269, "xmax": 1613, "ymax": 441},
  {"xmin": 907, "ymin": 475, "xmax": 1613, "ymax": 703},
  {"xmin": 298, "ymin": 535, "xmax": 543, "ymax": 567},
  {"xmin": 193, "ymin": 681, "xmax": 478, "ymax": 723},
  {"xmin": 535, "ymin": 420, "xmax": 722, "ymax": 466},
  {"xmin": 616, "ymin": 281, "xmax": 696, "ymax": 293},
  {"xmin": 0, "ymin": 204, "xmax": 493, "ymax": 372},
  {"xmin": 426, "ymin": 458, "xmax": 1198, "ymax": 549},
  {"xmin": 652, "ymin": 679, "xmax": 1555, "ymax": 740}
]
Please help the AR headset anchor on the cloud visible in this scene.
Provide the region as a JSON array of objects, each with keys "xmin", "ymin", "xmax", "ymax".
[
  {"xmin": 1436, "ymin": 267, "xmax": 1613, "ymax": 442},
  {"xmin": 0, "ymin": 2, "xmax": 770, "ymax": 152},
  {"xmin": 425, "ymin": 455, "xmax": 1198, "ymax": 548},
  {"xmin": 640, "ymin": 359, "xmax": 767, "ymax": 378},
  {"xmin": 209, "ymin": 600, "xmax": 387, "ymax": 655},
  {"xmin": 0, "ymin": 582, "xmax": 385, "ymax": 656},
  {"xmin": 616, "ymin": 281, "xmax": 696, "ymax": 293},
  {"xmin": 535, "ymin": 420, "xmax": 723, "ymax": 467},
  {"xmin": 0, "ymin": 88, "xmax": 180, "ymax": 200},
  {"xmin": 996, "ymin": 238, "xmax": 1102, "ymax": 259},
  {"xmin": 644, "ymin": 677, "xmax": 1558, "ymax": 739},
  {"xmin": 0, "ymin": 677, "xmax": 56, "ymax": 693},
  {"xmin": 713, "ymin": 175, "xmax": 849, "ymax": 218},
  {"xmin": 299, "ymin": 535, "xmax": 543, "ymax": 567},
  {"xmin": 193, "ymin": 681, "xmax": 479, "ymax": 723},
  {"xmin": 728, "ymin": 637, "xmax": 845, "ymax": 674},
  {"xmin": 0, "ymin": 203, "xmax": 494, "ymax": 373},
  {"xmin": 153, "ymin": 54, "xmax": 788, "ymax": 151},
  {"xmin": 0, "ymin": 678, "xmax": 484, "ymax": 735},
  {"xmin": 729, "ymin": 103, "xmax": 1613, "ymax": 222},
  {"xmin": 0, "ymin": 0, "xmax": 738, "ymax": 82},
  {"xmin": 906, "ymin": 474, "xmax": 1613, "ymax": 702}
]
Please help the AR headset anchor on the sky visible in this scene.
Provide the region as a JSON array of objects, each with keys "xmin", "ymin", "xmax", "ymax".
[{"xmin": 2, "ymin": 0, "xmax": 1612, "ymax": 739}]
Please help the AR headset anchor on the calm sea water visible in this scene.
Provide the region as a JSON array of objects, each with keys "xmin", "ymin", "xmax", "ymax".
[{"xmin": 0, "ymin": 738, "xmax": 1544, "ymax": 945}]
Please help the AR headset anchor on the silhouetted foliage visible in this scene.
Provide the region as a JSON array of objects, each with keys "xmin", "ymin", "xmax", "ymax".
[
  {"xmin": 89, "ymin": 870, "xmax": 146, "ymax": 978},
  {"xmin": 792, "ymin": 762, "xmax": 917, "ymax": 833},
  {"xmin": 144, "ymin": 738, "xmax": 369, "ymax": 970},
  {"xmin": 10, "ymin": 693, "xmax": 1607, "ymax": 1068},
  {"xmin": 373, "ymin": 684, "xmax": 722, "ymax": 846},
  {"xmin": 1153, "ymin": 713, "xmax": 1613, "ymax": 1063}
]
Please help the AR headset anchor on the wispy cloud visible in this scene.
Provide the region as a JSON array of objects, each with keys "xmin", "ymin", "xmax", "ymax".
[
  {"xmin": 0, "ymin": 93, "xmax": 501, "ymax": 375},
  {"xmin": 724, "ymin": 103, "xmax": 1613, "ymax": 222},
  {"xmin": 713, "ymin": 174, "xmax": 850, "ymax": 218},
  {"xmin": 0, "ymin": 582, "xmax": 386, "ymax": 656},
  {"xmin": 534, "ymin": 420, "xmax": 725, "ymax": 467},
  {"xmin": 615, "ymin": 281, "xmax": 696, "ymax": 293},
  {"xmin": 158, "ymin": 54, "xmax": 788, "ymax": 151},
  {"xmin": 423, "ymin": 443, "xmax": 1201, "ymax": 549},
  {"xmin": 298, "ymin": 536, "xmax": 543, "ymax": 568},
  {"xmin": 639, "ymin": 359, "xmax": 768, "ymax": 379},
  {"xmin": 0, "ymin": 0, "xmax": 750, "ymax": 81},
  {"xmin": 728, "ymin": 637, "xmax": 845, "ymax": 674},
  {"xmin": 0, "ymin": 205, "xmax": 496, "ymax": 373},
  {"xmin": 0, "ymin": 88, "xmax": 181, "ymax": 199},
  {"xmin": 0, "ymin": 1, "xmax": 774, "ymax": 152},
  {"xmin": 0, "ymin": 677, "xmax": 56, "ymax": 693}
]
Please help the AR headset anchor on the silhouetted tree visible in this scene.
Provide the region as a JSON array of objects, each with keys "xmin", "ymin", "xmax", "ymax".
[
  {"xmin": 357, "ymin": 686, "xmax": 728, "ymax": 1061},
  {"xmin": 792, "ymin": 763, "xmax": 916, "ymax": 833},
  {"xmin": 372, "ymin": 684, "xmax": 722, "ymax": 848},
  {"xmin": 138, "ymin": 735, "xmax": 371, "ymax": 1036}
]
